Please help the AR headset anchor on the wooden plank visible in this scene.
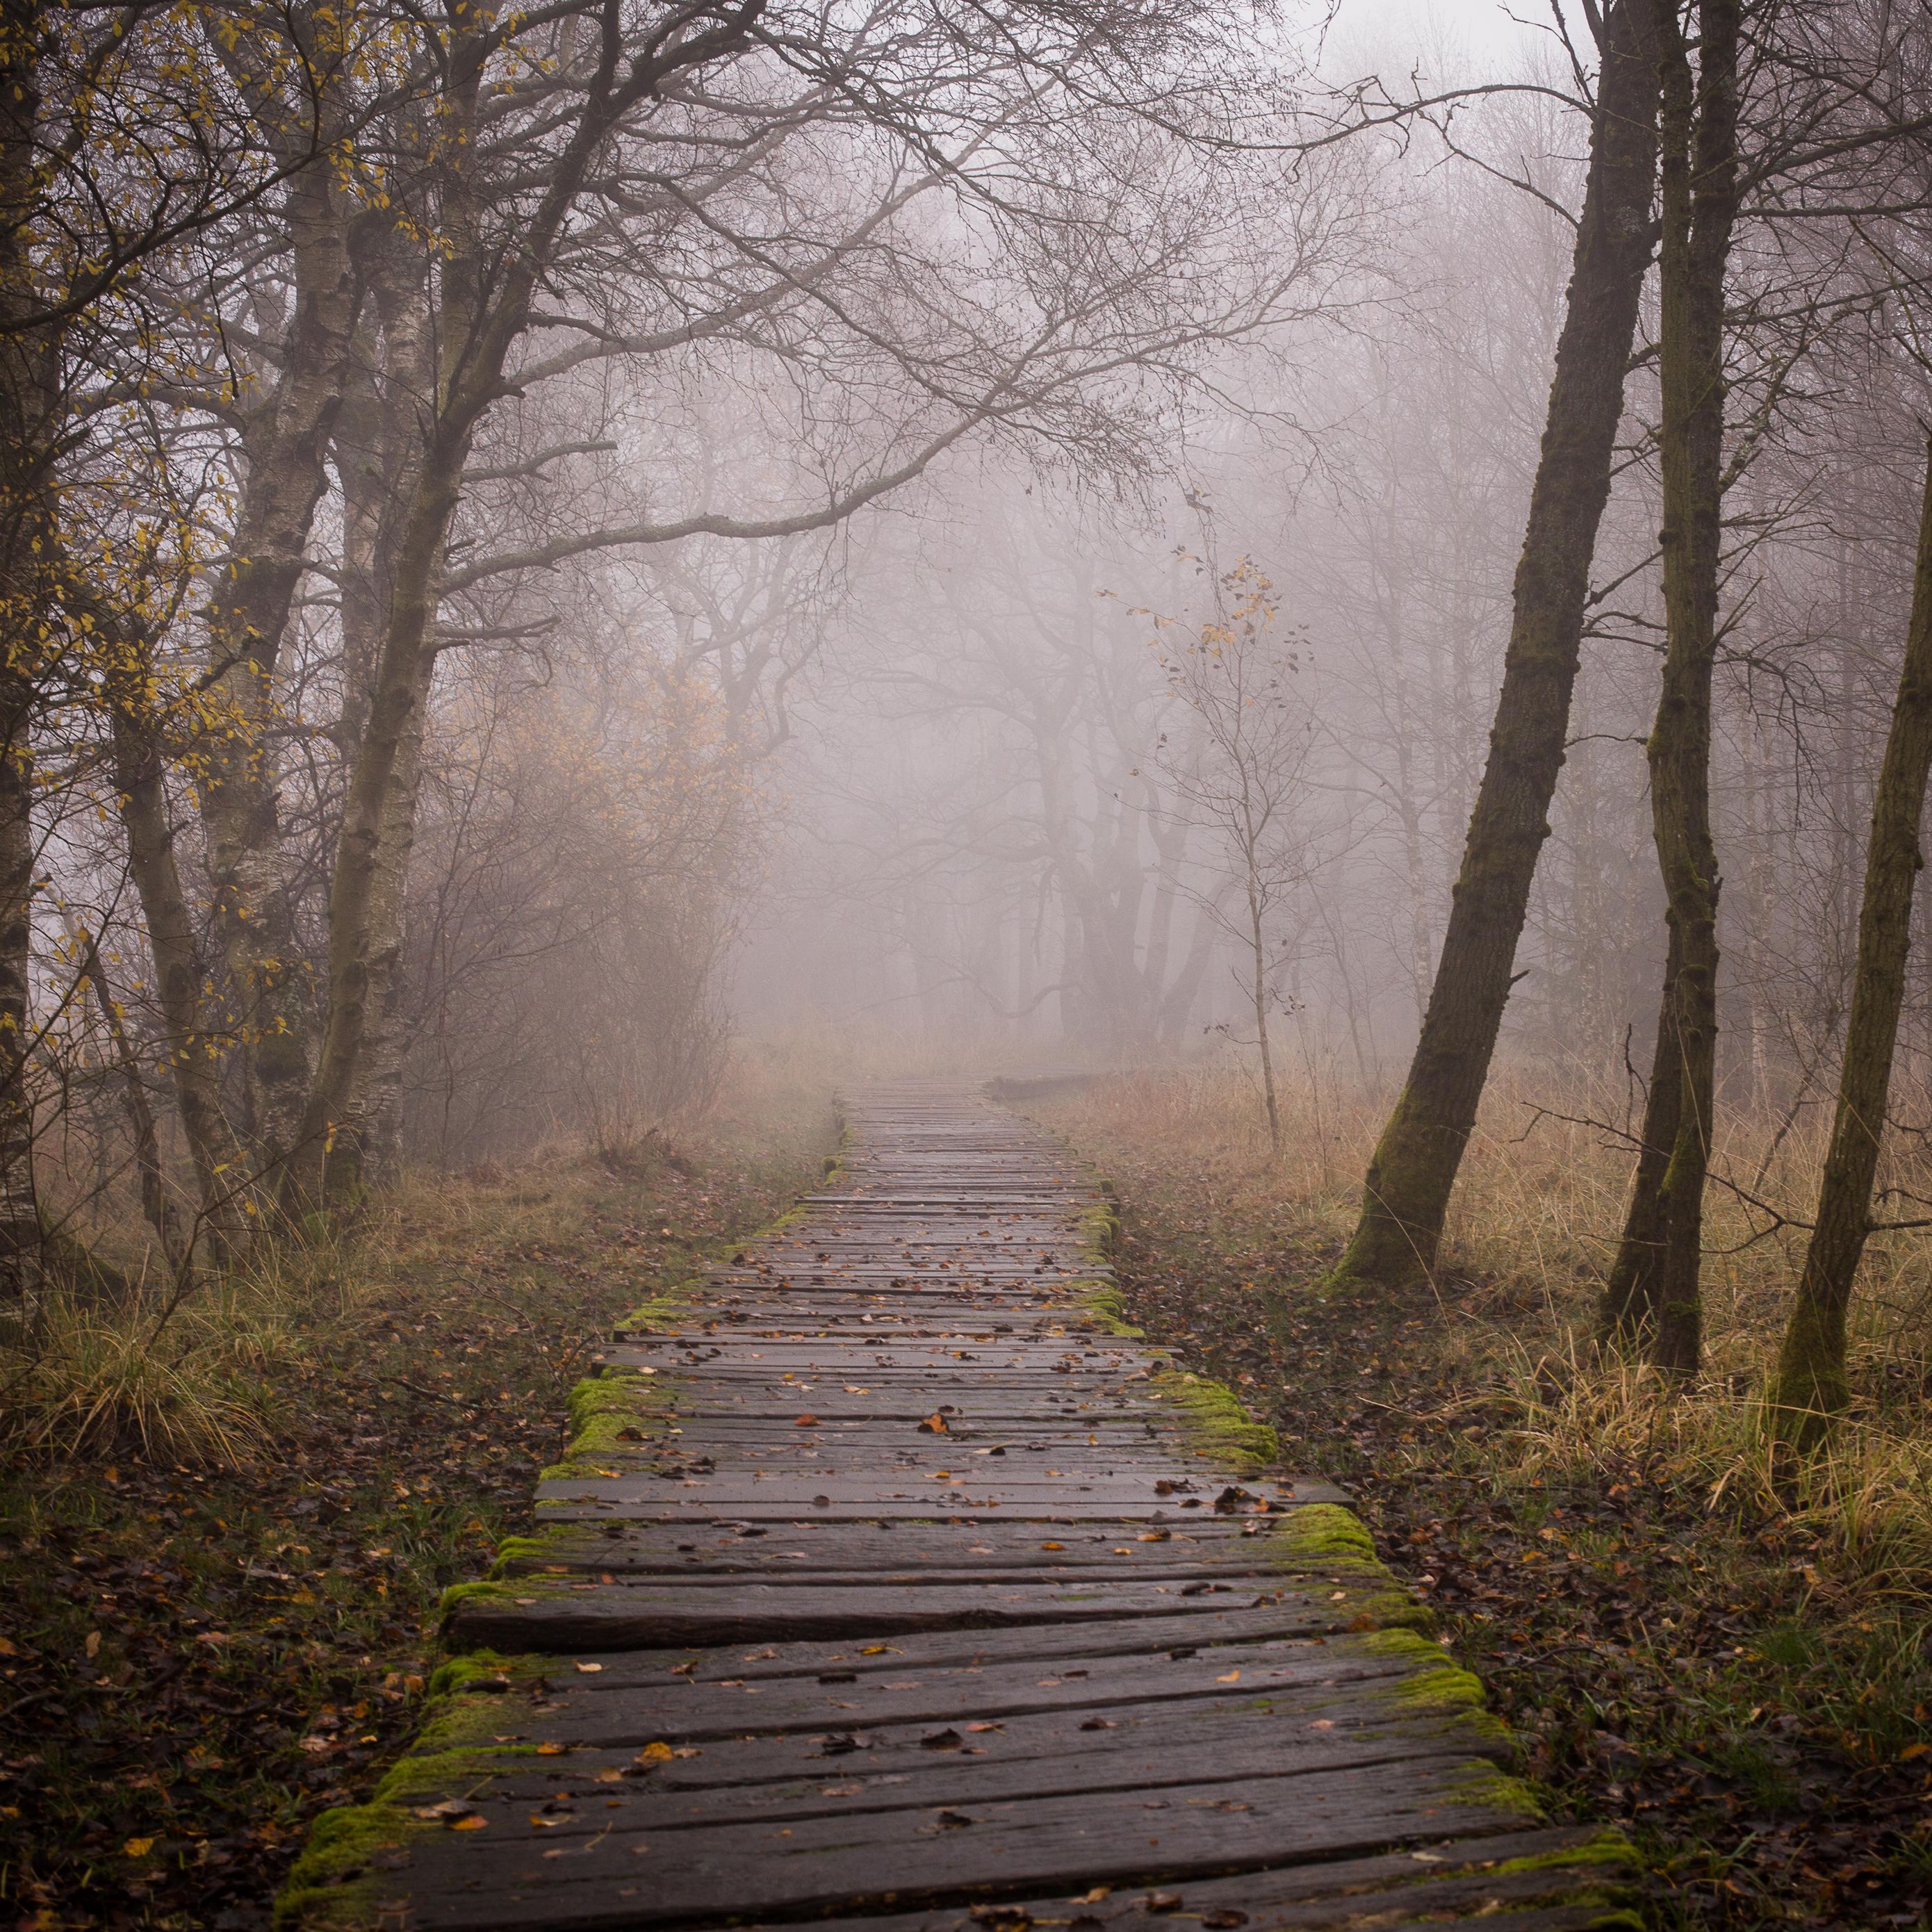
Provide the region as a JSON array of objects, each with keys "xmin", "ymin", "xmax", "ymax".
[
  {"xmin": 498, "ymin": 1519, "xmax": 1343, "ymax": 1575},
  {"xmin": 345, "ymin": 1759, "xmax": 1537, "ymax": 1929},
  {"xmin": 427, "ymin": 1634, "xmax": 1432, "ymax": 1744},
  {"xmin": 445, "ymin": 1573, "xmax": 1400, "ymax": 1651}
]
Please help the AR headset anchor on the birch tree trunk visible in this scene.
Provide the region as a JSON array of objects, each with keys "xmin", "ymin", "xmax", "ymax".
[
  {"xmin": 1334, "ymin": 0, "xmax": 1660, "ymax": 1286},
  {"xmin": 195, "ymin": 149, "xmax": 357, "ymax": 1168},
  {"xmin": 1770, "ymin": 439, "xmax": 1932, "ymax": 1448}
]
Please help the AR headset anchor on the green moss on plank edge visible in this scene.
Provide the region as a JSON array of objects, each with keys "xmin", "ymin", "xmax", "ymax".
[
  {"xmin": 436, "ymin": 1577, "xmax": 570, "ymax": 1642},
  {"xmin": 276, "ymin": 1673, "xmax": 552, "ymax": 1927},
  {"xmin": 1441, "ymin": 1759, "xmax": 1546, "ymax": 1822},
  {"xmin": 488, "ymin": 1527, "xmax": 601, "ymax": 1578},
  {"xmin": 1149, "ymin": 1367, "xmax": 1280, "ymax": 1473},
  {"xmin": 612, "ymin": 1282, "xmax": 700, "ymax": 1334},
  {"xmin": 1070, "ymin": 1277, "xmax": 1144, "ymax": 1338}
]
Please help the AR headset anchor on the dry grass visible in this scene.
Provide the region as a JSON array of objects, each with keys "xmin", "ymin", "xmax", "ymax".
[
  {"xmin": 0, "ymin": 1045, "xmax": 837, "ymax": 1469},
  {"xmin": 1043, "ymin": 1054, "xmax": 1932, "ymax": 1680},
  {"xmin": 1035, "ymin": 1059, "xmax": 1932, "ymax": 1924}
]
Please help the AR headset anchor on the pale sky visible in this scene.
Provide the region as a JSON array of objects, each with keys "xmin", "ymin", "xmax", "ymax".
[{"xmin": 1331, "ymin": 0, "xmax": 1587, "ymax": 73}]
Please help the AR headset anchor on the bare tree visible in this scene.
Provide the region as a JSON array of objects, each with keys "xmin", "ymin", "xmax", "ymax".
[{"xmin": 1152, "ymin": 558, "xmax": 1318, "ymax": 1152}]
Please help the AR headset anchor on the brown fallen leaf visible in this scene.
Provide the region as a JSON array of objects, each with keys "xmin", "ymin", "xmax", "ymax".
[
  {"xmin": 794, "ymin": 1415, "xmax": 819, "ymax": 1426},
  {"xmin": 918, "ymin": 1413, "xmax": 949, "ymax": 1434}
]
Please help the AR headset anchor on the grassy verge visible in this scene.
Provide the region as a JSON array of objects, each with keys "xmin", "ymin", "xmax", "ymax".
[
  {"xmin": 1033, "ymin": 1065, "xmax": 1932, "ymax": 1932},
  {"xmin": 0, "ymin": 1069, "xmax": 835, "ymax": 1931}
]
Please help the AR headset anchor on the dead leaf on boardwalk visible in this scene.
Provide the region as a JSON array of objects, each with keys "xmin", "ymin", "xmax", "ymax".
[
  {"xmin": 637, "ymin": 1742, "xmax": 675, "ymax": 1762},
  {"xmin": 450, "ymin": 1815, "xmax": 487, "ymax": 1832},
  {"xmin": 918, "ymin": 1413, "xmax": 949, "ymax": 1434},
  {"xmin": 575, "ymin": 1661, "xmax": 604, "ymax": 1673},
  {"xmin": 933, "ymin": 1810, "xmax": 975, "ymax": 1829},
  {"xmin": 1079, "ymin": 1717, "xmax": 1116, "ymax": 1730},
  {"xmin": 536, "ymin": 1742, "xmax": 569, "ymax": 1755},
  {"xmin": 969, "ymin": 1907, "xmax": 1032, "ymax": 1931},
  {"xmin": 794, "ymin": 1415, "xmax": 819, "ymax": 1427},
  {"xmin": 1143, "ymin": 1893, "xmax": 1183, "ymax": 1913},
  {"xmin": 920, "ymin": 1728, "xmax": 963, "ymax": 1750}
]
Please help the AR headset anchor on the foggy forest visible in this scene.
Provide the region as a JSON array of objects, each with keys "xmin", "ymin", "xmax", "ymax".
[{"xmin": 6, "ymin": 1, "xmax": 1932, "ymax": 1929}]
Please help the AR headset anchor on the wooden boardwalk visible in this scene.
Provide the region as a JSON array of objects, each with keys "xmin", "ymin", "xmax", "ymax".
[{"xmin": 283, "ymin": 1083, "xmax": 1636, "ymax": 1931}]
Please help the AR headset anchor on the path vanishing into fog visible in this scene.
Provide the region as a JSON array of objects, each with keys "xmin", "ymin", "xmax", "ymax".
[{"xmin": 283, "ymin": 1083, "xmax": 1635, "ymax": 1931}]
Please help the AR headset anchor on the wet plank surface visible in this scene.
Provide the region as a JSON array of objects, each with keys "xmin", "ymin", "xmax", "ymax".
[{"xmin": 286, "ymin": 1082, "xmax": 1632, "ymax": 1930}]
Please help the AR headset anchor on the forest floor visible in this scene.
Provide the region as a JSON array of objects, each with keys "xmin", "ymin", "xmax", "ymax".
[
  {"xmin": 0, "ymin": 1083, "xmax": 835, "ymax": 1931},
  {"xmin": 1033, "ymin": 1071, "xmax": 1932, "ymax": 1932}
]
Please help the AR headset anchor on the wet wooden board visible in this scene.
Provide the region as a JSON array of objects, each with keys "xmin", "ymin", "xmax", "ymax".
[{"xmin": 286, "ymin": 1081, "xmax": 1628, "ymax": 1931}]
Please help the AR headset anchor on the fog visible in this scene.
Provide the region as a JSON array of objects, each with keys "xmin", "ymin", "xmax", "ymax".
[{"xmin": 3, "ymin": 0, "xmax": 1930, "ymax": 1394}]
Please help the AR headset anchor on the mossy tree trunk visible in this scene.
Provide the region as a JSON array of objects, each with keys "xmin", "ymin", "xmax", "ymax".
[
  {"xmin": 1334, "ymin": 0, "xmax": 1661, "ymax": 1286},
  {"xmin": 1611, "ymin": 0, "xmax": 1742, "ymax": 1375},
  {"xmin": 1599, "ymin": 922, "xmax": 1683, "ymax": 1337},
  {"xmin": 1769, "ymin": 439, "xmax": 1932, "ymax": 1448}
]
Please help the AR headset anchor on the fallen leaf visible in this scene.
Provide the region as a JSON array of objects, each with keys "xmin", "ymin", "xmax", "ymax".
[
  {"xmin": 1216, "ymin": 1670, "xmax": 1240, "ymax": 1683},
  {"xmin": 637, "ymin": 1742, "xmax": 675, "ymax": 1762},
  {"xmin": 122, "ymin": 1837, "xmax": 155, "ymax": 1859},
  {"xmin": 450, "ymin": 1814, "xmax": 487, "ymax": 1832},
  {"xmin": 794, "ymin": 1414, "xmax": 819, "ymax": 1426},
  {"xmin": 575, "ymin": 1661, "xmax": 604, "ymax": 1673},
  {"xmin": 918, "ymin": 1413, "xmax": 949, "ymax": 1434}
]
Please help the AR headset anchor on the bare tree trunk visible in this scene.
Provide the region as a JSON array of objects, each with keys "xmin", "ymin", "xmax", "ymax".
[
  {"xmin": 1770, "ymin": 439, "xmax": 1932, "ymax": 1448},
  {"xmin": 0, "ymin": 0, "xmax": 53, "ymax": 1298},
  {"xmin": 1248, "ymin": 878, "xmax": 1281, "ymax": 1153},
  {"xmin": 1334, "ymin": 0, "xmax": 1660, "ymax": 1285},
  {"xmin": 284, "ymin": 432, "xmax": 462, "ymax": 1211},
  {"xmin": 195, "ymin": 154, "xmax": 357, "ymax": 1168},
  {"xmin": 324, "ymin": 649, "xmax": 434, "ymax": 1199},
  {"xmin": 1610, "ymin": 0, "xmax": 1741, "ymax": 1375},
  {"xmin": 63, "ymin": 916, "xmax": 184, "ymax": 1268},
  {"xmin": 108, "ymin": 694, "xmax": 243, "ymax": 1259},
  {"xmin": 1600, "ymin": 922, "xmax": 1683, "ymax": 1338}
]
